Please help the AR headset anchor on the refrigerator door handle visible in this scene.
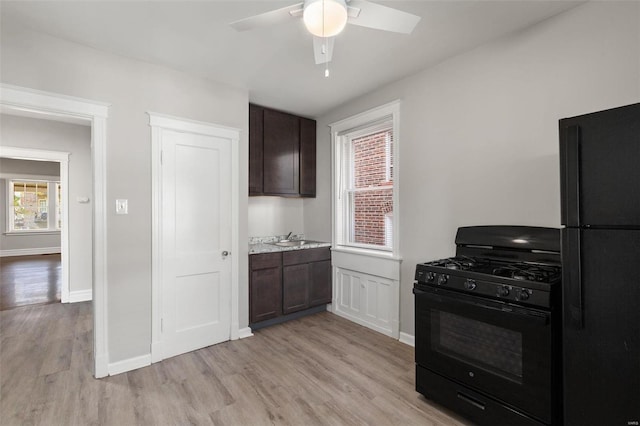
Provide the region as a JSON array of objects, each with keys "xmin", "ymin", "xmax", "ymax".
[
  {"xmin": 561, "ymin": 124, "xmax": 581, "ymax": 226},
  {"xmin": 562, "ymin": 228, "xmax": 584, "ymax": 329}
]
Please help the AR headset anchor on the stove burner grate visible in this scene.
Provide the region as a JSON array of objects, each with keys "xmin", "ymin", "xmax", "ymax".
[
  {"xmin": 492, "ymin": 263, "xmax": 560, "ymax": 282},
  {"xmin": 429, "ymin": 256, "xmax": 488, "ymax": 271}
]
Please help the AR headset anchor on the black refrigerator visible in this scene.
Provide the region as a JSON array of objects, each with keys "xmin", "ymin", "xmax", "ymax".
[{"xmin": 559, "ymin": 102, "xmax": 640, "ymax": 426}]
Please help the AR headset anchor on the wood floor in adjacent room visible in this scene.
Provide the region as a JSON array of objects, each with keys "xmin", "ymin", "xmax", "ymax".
[
  {"xmin": 0, "ymin": 303, "xmax": 468, "ymax": 426},
  {"xmin": 0, "ymin": 254, "xmax": 61, "ymax": 311}
]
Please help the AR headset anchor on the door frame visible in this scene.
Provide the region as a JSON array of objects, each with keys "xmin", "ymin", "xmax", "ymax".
[
  {"xmin": 0, "ymin": 147, "xmax": 70, "ymax": 301},
  {"xmin": 148, "ymin": 112, "xmax": 241, "ymax": 363},
  {"xmin": 0, "ymin": 83, "xmax": 110, "ymax": 378}
]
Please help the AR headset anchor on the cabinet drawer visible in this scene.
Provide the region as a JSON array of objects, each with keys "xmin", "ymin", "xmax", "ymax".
[
  {"xmin": 283, "ymin": 247, "xmax": 331, "ymax": 266},
  {"xmin": 250, "ymin": 252, "xmax": 282, "ymax": 270}
]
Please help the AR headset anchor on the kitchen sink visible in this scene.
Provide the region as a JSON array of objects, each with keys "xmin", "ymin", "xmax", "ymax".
[{"xmin": 268, "ymin": 240, "xmax": 321, "ymax": 247}]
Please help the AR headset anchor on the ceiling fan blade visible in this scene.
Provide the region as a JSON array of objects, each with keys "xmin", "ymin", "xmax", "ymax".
[
  {"xmin": 230, "ymin": 2, "xmax": 304, "ymax": 32},
  {"xmin": 346, "ymin": 0, "xmax": 421, "ymax": 34},
  {"xmin": 313, "ymin": 37, "xmax": 335, "ymax": 64}
]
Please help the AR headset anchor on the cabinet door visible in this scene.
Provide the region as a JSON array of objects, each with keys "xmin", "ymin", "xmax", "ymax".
[
  {"xmin": 263, "ymin": 109, "xmax": 300, "ymax": 195},
  {"xmin": 299, "ymin": 117, "xmax": 316, "ymax": 197},
  {"xmin": 250, "ymin": 266, "xmax": 282, "ymax": 324},
  {"xmin": 249, "ymin": 104, "xmax": 264, "ymax": 195},
  {"xmin": 283, "ymin": 264, "xmax": 309, "ymax": 314},
  {"xmin": 309, "ymin": 259, "xmax": 331, "ymax": 306}
]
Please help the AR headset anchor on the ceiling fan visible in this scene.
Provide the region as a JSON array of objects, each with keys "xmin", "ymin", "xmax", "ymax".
[{"xmin": 230, "ymin": 0, "xmax": 421, "ymax": 71}]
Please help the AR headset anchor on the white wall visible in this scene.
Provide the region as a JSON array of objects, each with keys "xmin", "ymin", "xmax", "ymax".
[
  {"xmin": 1, "ymin": 116, "xmax": 92, "ymax": 294},
  {"xmin": 0, "ymin": 157, "xmax": 60, "ymax": 175},
  {"xmin": 307, "ymin": 1, "xmax": 640, "ymax": 336},
  {"xmin": 0, "ymin": 157, "xmax": 62, "ymax": 253},
  {"xmin": 1, "ymin": 23, "xmax": 250, "ymax": 363},
  {"xmin": 248, "ymin": 197, "xmax": 304, "ymax": 238}
]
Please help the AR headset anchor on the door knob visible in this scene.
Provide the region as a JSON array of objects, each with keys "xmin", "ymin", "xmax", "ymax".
[{"xmin": 222, "ymin": 251, "xmax": 229, "ymax": 257}]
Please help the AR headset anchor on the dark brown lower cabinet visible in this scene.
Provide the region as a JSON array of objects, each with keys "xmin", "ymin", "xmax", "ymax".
[
  {"xmin": 282, "ymin": 247, "xmax": 332, "ymax": 315},
  {"xmin": 309, "ymin": 260, "xmax": 332, "ymax": 306},
  {"xmin": 249, "ymin": 252, "xmax": 282, "ymax": 324},
  {"xmin": 283, "ymin": 264, "xmax": 309, "ymax": 314},
  {"xmin": 250, "ymin": 247, "xmax": 332, "ymax": 326}
]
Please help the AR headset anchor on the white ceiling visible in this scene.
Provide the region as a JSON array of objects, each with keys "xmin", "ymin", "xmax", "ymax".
[{"xmin": 1, "ymin": 0, "xmax": 584, "ymax": 117}]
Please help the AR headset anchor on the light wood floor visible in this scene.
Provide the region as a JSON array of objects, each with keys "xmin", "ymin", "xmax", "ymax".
[
  {"xmin": 0, "ymin": 254, "xmax": 61, "ymax": 311},
  {"xmin": 0, "ymin": 302, "xmax": 468, "ymax": 425}
]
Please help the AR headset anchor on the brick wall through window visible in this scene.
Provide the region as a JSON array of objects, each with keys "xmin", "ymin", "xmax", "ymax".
[{"xmin": 351, "ymin": 129, "xmax": 393, "ymax": 247}]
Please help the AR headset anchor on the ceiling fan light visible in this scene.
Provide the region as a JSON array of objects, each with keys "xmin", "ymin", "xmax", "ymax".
[{"xmin": 303, "ymin": 0, "xmax": 348, "ymax": 38}]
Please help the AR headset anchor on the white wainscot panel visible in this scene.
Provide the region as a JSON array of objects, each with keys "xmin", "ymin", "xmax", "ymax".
[{"xmin": 333, "ymin": 267, "xmax": 398, "ymax": 338}]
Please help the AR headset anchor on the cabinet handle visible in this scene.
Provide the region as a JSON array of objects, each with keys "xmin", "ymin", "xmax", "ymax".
[{"xmin": 222, "ymin": 251, "xmax": 230, "ymax": 257}]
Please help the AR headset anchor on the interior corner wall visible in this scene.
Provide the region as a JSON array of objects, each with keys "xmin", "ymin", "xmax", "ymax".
[
  {"xmin": 0, "ymin": 23, "xmax": 250, "ymax": 363},
  {"xmin": 0, "ymin": 156, "xmax": 64, "ymax": 254},
  {"xmin": 308, "ymin": 1, "xmax": 640, "ymax": 336}
]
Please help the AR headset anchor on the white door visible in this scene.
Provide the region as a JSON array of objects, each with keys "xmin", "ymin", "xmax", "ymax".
[{"xmin": 161, "ymin": 129, "xmax": 232, "ymax": 359}]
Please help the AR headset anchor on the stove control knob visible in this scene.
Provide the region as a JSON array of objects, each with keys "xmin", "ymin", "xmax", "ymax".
[
  {"xmin": 497, "ymin": 285, "xmax": 510, "ymax": 297},
  {"xmin": 465, "ymin": 279, "xmax": 477, "ymax": 290},
  {"xmin": 517, "ymin": 289, "xmax": 530, "ymax": 301},
  {"xmin": 437, "ymin": 274, "xmax": 448, "ymax": 285},
  {"xmin": 426, "ymin": 272, "xmax": 436, "ymax": 282}
]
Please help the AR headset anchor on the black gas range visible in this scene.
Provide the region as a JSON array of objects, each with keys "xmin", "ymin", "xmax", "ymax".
[
  {"xmin": 415, "ymin": 255, "xmax": 561, "ymax": 309},
  {"xmin": 414, "ymin": 226, "xmax": 562, "ymax": 426}
]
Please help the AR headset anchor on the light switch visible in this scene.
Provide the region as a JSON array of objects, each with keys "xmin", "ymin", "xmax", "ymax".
[{"xmin": 115, "ymin": 199, "xmax": 128, "ymax": 215}]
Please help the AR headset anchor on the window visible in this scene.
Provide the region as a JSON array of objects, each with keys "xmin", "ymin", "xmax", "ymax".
[
  {"xmin": 8, "ymin": 179, "xmax": 61, "ymax": 232},
  {"xmin": 333, "ymin": 101, "xmax": 399, "ymax": 252}
]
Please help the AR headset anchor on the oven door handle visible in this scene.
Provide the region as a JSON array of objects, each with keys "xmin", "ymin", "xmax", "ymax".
[{"xmin": 414, "ymin": 288, "xmax": 550, "ymax": 326}]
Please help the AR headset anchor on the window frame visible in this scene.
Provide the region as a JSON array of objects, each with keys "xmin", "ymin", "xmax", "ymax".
[
  {"xmin": 6, "ymin": 177, "xmax": 62, "ymax": 234},
  {"xmin": 330, "ymin": 100, "xmax": 400, "ymax": 256}
]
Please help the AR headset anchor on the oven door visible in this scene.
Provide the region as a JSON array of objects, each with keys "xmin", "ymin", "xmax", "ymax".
[{"xmin": 414, "ymin": 286, "xmax": 552, "ymax": 424}]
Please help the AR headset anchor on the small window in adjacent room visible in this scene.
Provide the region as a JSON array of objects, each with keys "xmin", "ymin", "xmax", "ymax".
[
  {"xmin": 8, "ymin": 179, "xmax": 60, "ymax": 232},
  {"xmin": 333, "ymin": 101, "xmax": 399, "ymax": 253}
]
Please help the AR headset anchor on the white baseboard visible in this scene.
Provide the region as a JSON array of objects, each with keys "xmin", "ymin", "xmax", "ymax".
[
  {"xmin": 333, "ymin": 309, "xmax": 395, "ymax": 338},
  {"xmin": 68, "ymin": 289, "xmax": 92, "ymax": 303},
  {"xmin": 0, "ymin": 247, "xmax": 61, "ymax": 257},
  {"xmin": 238, "ymin": 327, "xmax": 253, "ymax": 339},
  {"xmin": 150, "ymin": 342, "xmax": 163, "ymax": 364},
  {"xmin": 108, "ymin": 354, "xmax": 151, "ymax": 376},
  {"xmin": 94, "ymin": 352, "xmax": 109, "ymax": 379},
  {"xmin": 399, "ymin": 332, "xmax": 415, "ymax": 347}
]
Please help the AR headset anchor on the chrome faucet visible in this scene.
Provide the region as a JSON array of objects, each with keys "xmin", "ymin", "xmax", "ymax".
[{"xmin": 284, "ymin": 231, "xmax": 293, "ymax": 241}]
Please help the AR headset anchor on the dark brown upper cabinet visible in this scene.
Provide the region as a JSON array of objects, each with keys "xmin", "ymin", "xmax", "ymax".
[
  {"xmin": 249, "ymin": 104, "xmax": 264, "ymax": 195},
  {"xmin": 299, "ymin": 117, "xmax": 317, "ymax": 197},
  {"xmin": 264, "ymin": 108, "xmax": 299, "ymax": 195},
  {"xmin": 249, "ymin": 104, "xmax": 316, "ymax": 197}
]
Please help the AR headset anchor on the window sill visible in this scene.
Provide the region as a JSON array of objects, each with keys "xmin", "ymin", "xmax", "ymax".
[
  {"xmin": 4, "ymin": 231, "xmax": 61, "ymax": 236},
  {"xmin": 332, "ymin": 245, "xmax": 402, "ymax": 262}
]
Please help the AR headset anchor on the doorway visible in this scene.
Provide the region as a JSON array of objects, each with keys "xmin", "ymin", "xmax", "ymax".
[
  {"xmin": 0, "ymin": 83, "xmax": 109, "ymax": 377},
  {"xmin": 0, "ymin": 147, "xmax": 70, "ymax": 301}
]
